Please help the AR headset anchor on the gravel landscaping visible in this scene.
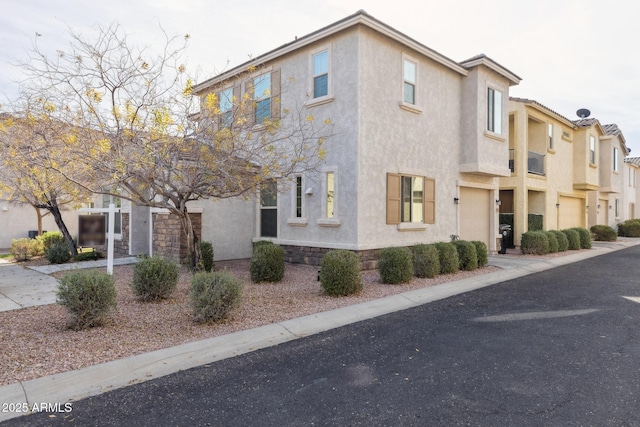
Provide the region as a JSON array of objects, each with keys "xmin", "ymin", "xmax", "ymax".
[{"xmin": 0, "ymin": 259, "xmax": 500, "ymax": 387}]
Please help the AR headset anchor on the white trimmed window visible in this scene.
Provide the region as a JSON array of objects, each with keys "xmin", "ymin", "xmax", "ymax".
[
  {"xmin": 487, "ymin": 87, "xmax": 502, "ymax": 134},
  {"xmin": 589, "ymin": 136, "xmax": 596, "ymax": 164},
  {"xmin": 615, "ymin": 198, "xmax": 620, "ymax": 218},
  {"xmin": 613, "ymin": 147, "xmax": 619, "ymax": 172},
  {"xmin": 254, "ymin": 73, "xmax": 271, "ymax": 123},
  {"xmin": 548, "ymin": 123, "xmax": 554, "ymax": 150},
  {"xmin": 630, "ymin": 168, "xmax": 636, "ymax": 187},
  {"xmin": 387, "ymin": 173, "xmax": 435, "ymax": 225},
  {"xmin": 326, "ymin": 172, "xmax": 335, "ymax": 218},
  {"xmin": 102, "ymin": 193, "xmax": 122, "ymax": 237},
  {"xmin": 312, "ymin": 50, "xmax": 329, "ymax": 99},
  {"xmin": 403, "ymin": 59, "xmax": 417, "ymax": 105},
  {"xmin": 219, "ymin": 88, "xmax": 233, "ymax": 129}
]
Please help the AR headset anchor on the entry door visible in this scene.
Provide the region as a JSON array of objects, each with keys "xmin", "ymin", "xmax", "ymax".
[
  {"xmin": 260, "ymin": 180, "xmax": 278, "ymax": 237},
  {"xmin": 459, "ymin": 187, "xmax": 490, "ymax": 246}
]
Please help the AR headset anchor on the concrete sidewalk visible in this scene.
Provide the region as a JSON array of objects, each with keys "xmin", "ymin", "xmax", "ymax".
[{"xmin": 1, "ymin": 239, "xmax": 639, "ymax": 422}]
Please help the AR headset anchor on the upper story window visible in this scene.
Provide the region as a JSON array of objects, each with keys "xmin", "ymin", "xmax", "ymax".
[
  {"xmin": 313, "ymin": 50, "xmax": 329, "ymax": 98},
  {"xmin": 630, "ymin": 168, "xmax": 636, "ymax": 187},
  {"xmin": 254, "ymin": 73, "xmax": 271, "ymax": 123},
  {"xmin": 219, "ymin": 88, "xmax": 233, "ymax": 129},
  {"xmin": 487, "ymin": 88, "xmax": 502, "ymax": 134},
  {"xmin": 403, "ymin": 59, "xmax": 417, "ymax": 105},
  {"xmin": 613, "ymin": 147, "xmax": 619, "ymax": 172},
  {"xmin": 589, "ymin": 136, "xmax": 596, "ymax": 165},
  {"xmin": 548, "ymin": 123, "xmax": 554, "ymax": 150}
]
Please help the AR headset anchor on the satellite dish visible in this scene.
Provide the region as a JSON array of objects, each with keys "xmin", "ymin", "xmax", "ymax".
[{"xmin": 576, "ymin": 108, "xmax": 591, "ymax": 119}]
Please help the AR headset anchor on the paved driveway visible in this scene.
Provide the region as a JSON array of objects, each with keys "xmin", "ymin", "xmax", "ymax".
[{"xmin": 0, "ymin": 260, "xmax": 59, "ymax": 311}]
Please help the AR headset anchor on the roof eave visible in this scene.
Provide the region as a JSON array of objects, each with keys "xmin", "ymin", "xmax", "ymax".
[{"xmin": 460, "ymin": 56, "xmax": 522, "ymax": 86}]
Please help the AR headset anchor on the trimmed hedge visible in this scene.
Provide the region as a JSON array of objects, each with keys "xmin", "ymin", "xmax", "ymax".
[
  {"xmin": 545, "ymin": 231, "xmax": 559, "ymax": 253},
  {"xmin": 471, "ymin": 241, "xmax": 488, "ymax": 267},
  {"xmin": 130, "ymin": 256, "xmax": 179, "ymax": 301},
  {"xmin": 617, "ymin": 219, "xmax": 640, "ymax": 237},
  {"xmin": 11, "ymin": 238, "xmax": 36, "ymax": 261},
  {"xmin": 521, "ymin": 231, "xmax": 549, "ymax": 255},
  {"xmin": 528, "ymin": 214, "xmax": 543, "ymax": 232},
  {"xmin": 550, "ymin": 230, "xmax": 569, "ymax": 252},
  {"xmin": 200, "ymin": 241, "xmax": 214, "ymax": 272},
  {"xmin": 250, "ymin": 243, "xmax": 285, "ymax": 283},
  {"xmin": 452, "ymin": 240, "xmax": 478, "ymax": 271},
  {"xmin": 56, "ymin": 270, "xmax": 117, "ymax": 330},
  {"xmin": 379, "ymin": 247, "xmax": 413, "ymax": 284},
  {"xmin": 562, "ymin": 229, "xmax": 581, "ymax": 250},
  {"xmin": 590, "ymin": 225, "xmax": 617, "ymax": 242},
  {"xmin": 434, "ymin": 242, "xmax": 459, "ymax": 274},
  {"xmin": 571, "ymin": 227, "xmax": 592, "ymax": 249},
  {"xmin": 412, "ymin": 244, "xmax": 440, "ymax": 278},
  {"xmin": 191, "ymin": 271, "xmax": 242, "ymax": 323},
  {"xmin": 320, "ymin": 250, "xmax": 362, "ymax": 296}
]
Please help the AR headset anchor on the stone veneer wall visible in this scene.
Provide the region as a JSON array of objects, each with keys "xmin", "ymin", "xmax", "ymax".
[
  {"xmin": 281, "ymin": 245, "xmax": 381, "ymax": 270},
  {"xmin": 152, "ymin": 212, "xmax": 201, "ymax": 263},
  {"xmin": 93, "ymin": 213, "xmax": 129, "ymax": 256}
]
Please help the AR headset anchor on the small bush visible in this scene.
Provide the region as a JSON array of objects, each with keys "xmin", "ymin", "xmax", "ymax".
[
  {"xmin": 56, "ymin": 270, "xmax": 117, "ymax": 330},
  {"xmin": 191, "ymin": 271, "xmax": 242, "ymax": 323},
  {"xmin": 73, "ymin": 251, "xmax": 104, "ymax": 262},
  {"xmin": 412, "ymin": 244, "xmax": 440, "ymax": 278},
  {"xmin": 452, "ymin": 240, "xmax": 478, "ymax": 271},
  {"xmin": 11, "ymin": 238, "xmax": 34, "ymax": 261},
  {"xmin": 562, "ymin": 229, "xmax": 581, "ymax": 250},
  {"xmin": 200, "ymin": 241, "xmax": 214, "ymax": 272},
  {"xmin": 42, "ymin": 231, "xmax": 65, "ymax": 251},
  {"xmin": 617, "ymin": 219, "xmax": 640, "ymax": 237},
  {"xmin": 250, "ymin": 244, "xmax": 285, "ymax": 283},
  {"xmin": 320, "ymin": 250, "xmax": 362, "ymax": 296},
  {"xmin": 528, "ymin": 214, "xmax": 544, "ymax": 232},
  {"xmin": 434, "ymin": 242, "xmax": 459, "ymax": 274},
  {"xmin": 590, "ymin": 225, "xmax": 617, "ymax": 242},
  {"xmin": 379, "ymin": 247, "xmax": 413, "ymax": 284},
  {"xmin": 550, "ymin": 230, "xmax": 569, "ymax": 252},
  {"xmin": 545, "ymin": 231, "xmax": 559, "ymax": 253},
  {"xmin": 571, "ymin": 227, "xmax": 592, "ymax": 249},
  {"xmin": 521, "ymin": 231, "xmax": 549, "ymax": 255},
  {"xmin": 46, "ymin": 241, "xmax": 72, "ymax": 264},
  {"xmin": 471, "ymin": 241, "xmax": 489, "ymax": 267},
  {"xmin": 130, "ymin": 256, "xmax": 179, "ymax": 301},
  {"xmin": 30, "ymin": 237, "xmax": 45, "ymax": 257}
]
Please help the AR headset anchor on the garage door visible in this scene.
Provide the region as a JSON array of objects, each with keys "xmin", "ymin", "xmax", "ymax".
[
  {"xmin": 460, "ymin": 187, "xmax": 490, "ymax": 246},
  {"xmin": 558, "ymin": 196, "xmax": 584, "ymax": 229}
]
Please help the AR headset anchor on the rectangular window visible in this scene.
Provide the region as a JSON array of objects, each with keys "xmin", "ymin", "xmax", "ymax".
[
  {"xmin": 487, "ymin": 88, "xmax": 502, "ymax": 134},
  {"xmin": 630, "ymin": 168, "xmax": 636, "ymax": 187},
  {"xmin": 403, "ymin": 59, "xmax": 417, "ymax": 104},
  {"xmin": 102, "ymin": 193, "xmax": 122, "ymax": 235},
  {"xmin": 219, "ymin": 88, "xmax": 233, "ymax": 129},
  {"xmin": 548, "ymin": 123, "xmax": 554, "ymax": 150},
  {"xmin": 387, "ymin": 173, "xmax": 435, "ymax": 225},
  {"xmin": 613, "ymin": 147, "xmax": 619, "ymax": 172},
  {"xmin": 295, "ymin": 176, "xmax": 303, "ymax": 218},
  {"xmin": 260, "ymin": 180, "xmax": 277, "ymax": 238},
  {"xmin": 313, "ymin": 50, "xmax": 329, "ymax": 98},
  {"xmin": 615, "ymin": 199, "xmax": 620, "ymax": 218},
  {"xmin": 326, "ymin": 172, "xmax": 335, "ymax": 218},
  {"xmin": 589, "ymin": 136, "xmax": 596, "ymax": 164},
  {"xmin": 254, "ymin": 74, "xmax": 271, "ymax": 123}
]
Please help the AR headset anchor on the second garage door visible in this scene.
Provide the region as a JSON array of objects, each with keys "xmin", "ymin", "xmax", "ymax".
[
  {"xmin": 459, "ymin": 187, "xmax": 491, "ymax": 246},
  {"xmin": 558, "ymin": 196, "xmax": 585, "ymax": 229}
]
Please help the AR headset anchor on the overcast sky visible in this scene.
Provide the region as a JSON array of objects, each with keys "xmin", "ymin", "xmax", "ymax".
[{"xmin": 1, "ymin": 0, "xmax": 638, "ymax": 153}]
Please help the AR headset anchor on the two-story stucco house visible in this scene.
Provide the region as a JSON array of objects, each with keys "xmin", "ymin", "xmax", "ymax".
[{"xmin": 190, "ymin": 10, "xmax": 521, "ymax": 265}]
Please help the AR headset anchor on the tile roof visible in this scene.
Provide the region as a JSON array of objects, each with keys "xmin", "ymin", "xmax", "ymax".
[
  {"xmin": 625, "ymin": 157, "xmax": 640, "ymax": 166},
  {"xmin": 602, "ymin": 123, "xmax": 621, "ymax": 136},
  {"xmin": 509, "ymin": 97, "xmax": 575, "ymax": 126},
  {"xmin": 573, "ymin": 118, "xmax": 600, "ymax": 127}
]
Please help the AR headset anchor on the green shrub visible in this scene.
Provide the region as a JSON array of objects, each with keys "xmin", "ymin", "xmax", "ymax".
[
  {"xmin": 56, "ymin": 270, "xmax": 117, "ymax": 330},
  {"xmin": 190, "ymin": 271, "xmax": 242, "ymax": 322},
  {"xmin": 521, "ymin": 231, "xmax": 549, "ymax": 255},
  {"xmin": 46, "ymin": 241, "xmax": 72, "ymax": 264},
  {"xmin": 200, "ymin": 241, "xmax": 214, "ymax": 272},
  {"xmin": 412, "ymin": 244, "xmax": 440, "ymax": 278},
  {"xmin": 562, "ymin": 229, "xmax": 581, "ymax": 250},
  {"xmin": 434, "ymin": 242, "xmax": 459, "ymax": 274},
  {"xmin": 253, "ymin": 240, "xmax": 274, "ymax": 249},
  {"xmin": 130, "ymin": 256, "xmax": 179, "ymax": 301},
  {"xmin": 319, "ymin": 250, "xmax": 362, "ymax": 296},
  {"xmin": 11, "ymin": 238, "xmax": 34, "ymax": 261},
  {"xmin": 73, "ymin": 251, "xmax": 104, "ymax": 262},
  {"xmin": 571, "ymin": 227, "xmax": 592, "ymax": 249},
  {"xmin": 617, "ymin": 219, "xmax": 640, "ymax": 237},
  {"xmin": 378, "ymin": 247, "xmax": 413, "ymax": 284},
  {"xmin": 550, "ymin": 230, "xmax": 569, "ymax": 252},
  {"xmin": 452, "ymin": 240, "xmax": 478, "ymax": 271},
  {"xmin": 528, "ymin": 214, "xmax": 544, "ymax": 232},
  {"xmin": 471, "ymin": 241, "xmax": 488, "ymax": 267},
  {"xmin": 42, "ymin": 231, "xmax": 65, "ymax": 251},
  {"xmin": 545, "ymin": 231, "xmax": 559, "ymax": 253},
  {"xmin": 30, "ymin": 237, "xmax": 45, "ymax": 256},
  {"xmin": 590, "ymin": 225, "xmax": 617, "ymax": 242},
  {"xmin": 250, "ymin": 244, "xmax": 285, "ymax": 283}
]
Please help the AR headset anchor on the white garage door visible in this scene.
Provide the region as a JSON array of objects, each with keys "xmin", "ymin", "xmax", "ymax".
[
  {"xmin": 559, "ymin": 196, "xmax": 584, "ymax": 229},
  {"xmin": 460, "ymin": 187, "xmax": 491, "ymax": 246}
]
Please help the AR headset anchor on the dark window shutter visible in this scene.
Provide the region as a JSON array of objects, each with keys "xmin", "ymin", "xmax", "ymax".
[
  {"xmin": 271, "ymin": 69, "xmax": 281, "ymax": 120},
  {"xmin": 423, "ymin": 177, "xmax": 435, "ymax": 224}
]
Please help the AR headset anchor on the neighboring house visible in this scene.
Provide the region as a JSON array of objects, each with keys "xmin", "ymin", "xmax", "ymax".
[
  {"xmin": 624, "ymin": 156, "xmax": 640, "ymax": 221},
  {"xmin": 191, "ymin": 10, "xmax": 521, "ymax": 265}
]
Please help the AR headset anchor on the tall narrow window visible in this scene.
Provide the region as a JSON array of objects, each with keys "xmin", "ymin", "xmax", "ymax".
[
  {"xmin": 313, "ymin": 50, "xmax": 329, "ymax": 98},
  {"xmin": 260, "ymin": 180, "xmax": 277, "ymax": 238},
  {"xmin": 548, "ymin": 123, "xmax": 554, "ymax": 150},
  {"xmin": 403, "ymin": 59, "xmax": 417, "ymax": 104},
  {"xmin": 615, "ymin": 199, "xmax": 620, "ymax": 218},
  {"xmin": 326, "ymin": 172, "xmax": 335, "ymax": 218},
  {"xmin": 401, "ymin": 176, "xmax": 424, "ymax": 223},
  {"xmin": 487, "ymin": 88, "xmax": 502, "ymax": 134},
  {"xmin": 219, "ymin": 88, "xmax": 233, "ymax": 129},
  {"xmin": 295, "ymin": 176, "xmax": 303, "ymax": 218},
  {"xmin": 102, "ymin": 193, "xmax": 122, "ymax": 235},
  {"xmin": 613, "ymin": 147, "xmax": 619, "ymax": 171},
  {"xmin": 630, "ymin": 168, "xmax": 636, "ymax": 187},
  {"xmin": 254, "ymin": 74, "xmax": 271, "ymax": 123},
  {"xmin": 589, "ymin": 136, "xmax": 596, "ymax": 164}
]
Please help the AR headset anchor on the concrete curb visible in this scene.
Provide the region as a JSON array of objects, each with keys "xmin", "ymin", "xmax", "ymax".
[{"xmin": 1, "ymin": 239, "xmax": 639, "ymax": 422}]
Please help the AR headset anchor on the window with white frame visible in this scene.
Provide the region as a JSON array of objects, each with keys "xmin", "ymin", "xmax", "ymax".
[
  {"xmin": 613, "ymin": 147, "xmax": 619, "ymax": 172},
  {"xmin": 254, "ymin": 73, "xmax": 271, "ymax": 123},
  {"xmin": 548, "ymin": 123, "xmax": 554, "ymax": 150},
  {"xmin": 312, "ymin": 50, "xmax": 329, "ymax": 99},
  {"xmin": 102, "ymin": 193, "xmax": 122, "ymax": 236},
  {"xmin": 295, "ymin": 176, "xmax": 303, "ymax": 218},
  {"xmin": 326, "ymin": 172, "xmax": 335, "ymax": 218},
  {"xmin": 403, "ymin": 59, "xmax": 417, "ymax": 105},
  {"xmin": 219, "ymin": 88, "xmax": 233, "ymax": 129},
  {"xmin": 589, "ymin": 136, "xmax": 596, "ymax": 164},
  {"xmin": 615, "ymin": 198, "xmax": 620, "ymax": 218},
  {"xmin": 487, "ymin": 88, "xmax": 502, "ymax": 134},
  {"xmin": 630, "ymin": 168, "xmax": 636, "ymax": 187},
  {"xmin": 386, "ymin": 173, "xmax": 435, "ymax": 225}
]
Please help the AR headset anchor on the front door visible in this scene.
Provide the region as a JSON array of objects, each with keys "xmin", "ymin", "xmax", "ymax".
[{"xmin": 260, "ymin": 180, "xmax": 278, "ymax": 238}]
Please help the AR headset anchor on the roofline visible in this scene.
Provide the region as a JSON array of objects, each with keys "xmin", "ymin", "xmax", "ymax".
[
  {"xmin": 194, "ymin": 10, "xmax": 472, "ymax": 93},
  {"xmin": 460, "ymin": 56, "xmax": 522, "ymax": 86},
  {"xmin": 509, "ymin": 97, "xmax": 576, "ymax": 128}
]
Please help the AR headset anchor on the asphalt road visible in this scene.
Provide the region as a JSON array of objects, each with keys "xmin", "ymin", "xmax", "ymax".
[{"xmin": 6, "ymin": 246, "xmax": 640, "ymax": 426}]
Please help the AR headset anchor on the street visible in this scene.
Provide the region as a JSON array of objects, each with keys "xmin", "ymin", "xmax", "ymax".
[{"xmin": 5, "ymin": 246, "xmax": 640, "ymax": 426}]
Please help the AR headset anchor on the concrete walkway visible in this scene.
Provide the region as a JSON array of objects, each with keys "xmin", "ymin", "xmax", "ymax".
[{"xmin": 1, "ymin": 239, "xmax": 639, "ymax": 422}]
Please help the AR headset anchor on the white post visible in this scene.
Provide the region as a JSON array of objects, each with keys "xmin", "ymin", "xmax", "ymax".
[{"xmin": 107, "ymin": 203, "xmax": 115, "ymax": 275}]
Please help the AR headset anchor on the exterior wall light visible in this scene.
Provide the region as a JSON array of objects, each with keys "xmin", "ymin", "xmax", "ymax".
[
  {"xmin": 454, "ymin": 197, "xmax": 459, "ymax": 204},
  {"xmin": 495, "ymin": 200, "xmax": 501, "ymax": 206},
  {"xmin": 556, "ymin": 203, "xmax": 560, "ymax": 208}
]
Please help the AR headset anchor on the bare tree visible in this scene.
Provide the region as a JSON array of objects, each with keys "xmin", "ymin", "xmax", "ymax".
[{"xmin": 8, "ymin": 23, "xmax": 332, "ymax": 267}]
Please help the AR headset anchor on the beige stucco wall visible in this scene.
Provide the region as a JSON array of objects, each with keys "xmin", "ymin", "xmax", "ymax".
[{"xmin": 0, "ymin": 201, "xmax": 79, "ymax": 248}]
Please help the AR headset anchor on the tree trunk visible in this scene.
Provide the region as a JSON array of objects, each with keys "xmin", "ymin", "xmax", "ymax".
[
  {"xmin": 178, "ymin": 208, "xmax": 200, "ymax": 268},
  {"xmin": 49, "ymin": 203, "xmax": 78, "ymax": 255},
  {"xmin": 35, "ymin": 207, "xmax": 43, "ymax": 235}
]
